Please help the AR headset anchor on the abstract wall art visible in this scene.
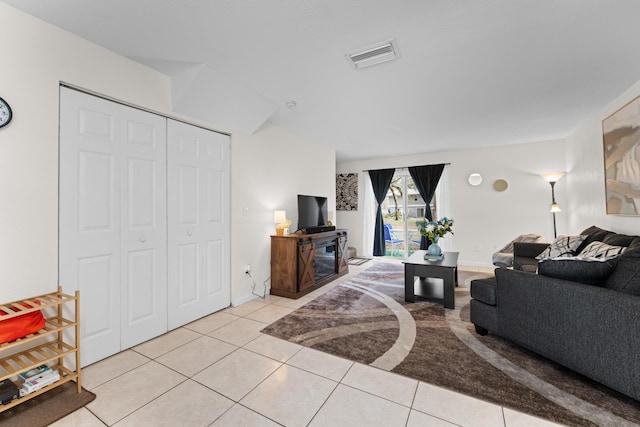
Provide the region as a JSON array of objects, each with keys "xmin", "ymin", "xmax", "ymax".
[{"xmin": 602, "ymin": 95, "xmax": 640, "ymax": 215}]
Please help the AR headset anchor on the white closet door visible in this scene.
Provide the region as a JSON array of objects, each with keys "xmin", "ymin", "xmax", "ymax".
[
  {"xmin": 60, "ymin": 88, "xmax": 123, "ymax": 366},
  {"xmin": 120, "ymin": 107, "xmax": 167, "ymax": 349},
  {"xmin": 60, "ymin": 88, "xmax": 168, "ymax": 366},
  {"xmin": 167, "ymin": 119, "xmax": 230, "ymax": 328}
]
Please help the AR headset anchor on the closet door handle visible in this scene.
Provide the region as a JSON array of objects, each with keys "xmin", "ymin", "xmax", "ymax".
[
  {"xmin": 187, "ymin": 231, "xmax": 192, "ymax": 236},
  {"xmin": 139, "ymin": 237, "xmax": 146, "ymax": 243}
]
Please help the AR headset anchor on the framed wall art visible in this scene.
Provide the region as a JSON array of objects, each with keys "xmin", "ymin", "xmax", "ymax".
[
  {"xmin": 602, "ymin": 95, "xmax": 640, "ymax": 215},
  {"xmin": 336, "ymin": 173, "xmax": 358, "ymax": 211}
]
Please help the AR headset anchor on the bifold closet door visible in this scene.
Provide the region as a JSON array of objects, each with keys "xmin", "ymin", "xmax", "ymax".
[
  {"xmin": 167, "ymin": 119, "xmax": 230, "ymax": 329},
  {"xmin": 59, "ymin": 88, "xmax": 167, "ymax": 366}
]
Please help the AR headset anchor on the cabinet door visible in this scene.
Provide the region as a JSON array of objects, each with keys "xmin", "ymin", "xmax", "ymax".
[
  {"xmin": 167, "ymin": 120, "xmax": 230, "ymax": 328},
  {"xmin": 337, "ymin": 233, "xmax": 349, "ymax": 273},
  {"xmin": 298, "ymin": 241, "xmax": 316, "ymax": 291}
]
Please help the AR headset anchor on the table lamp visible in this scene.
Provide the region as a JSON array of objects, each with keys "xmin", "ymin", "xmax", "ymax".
[{"xmin": 274, "ymin": 210, "xmax": 290, "ymax": 235}]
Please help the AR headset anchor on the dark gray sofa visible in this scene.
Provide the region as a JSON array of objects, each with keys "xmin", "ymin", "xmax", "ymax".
[{"xmin": 470, "ymin": 226, "xmax": 640, "ymax": 402}]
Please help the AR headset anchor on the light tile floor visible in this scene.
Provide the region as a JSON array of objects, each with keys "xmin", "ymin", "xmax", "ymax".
[{"xmin": 51, "ymin": 261, "xmax": 565, "ymax": 427}]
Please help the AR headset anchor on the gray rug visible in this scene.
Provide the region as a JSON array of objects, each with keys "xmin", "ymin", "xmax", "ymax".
[{"xmin": 262, "ymin": 262, "xmax": 640, "ymax": 427}]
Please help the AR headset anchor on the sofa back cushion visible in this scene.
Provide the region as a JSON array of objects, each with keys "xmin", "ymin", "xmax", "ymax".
[
  {"xmin": 578, "ymin": 225, "xmax": 640, "ymax": 250},
  {"xmin": 602, "ymin": 233, "xmax": 640, "ymax": 250},
  {"xmin": 577, "ymin": 226, "xmax": 610, "ymax": 252},
  {"xmin": 604, "ymin": 249, "xmax": 640, "ymax": 296},
  {"xmin": 538, "ymin": 257, "xmax": 617, "ymax": 285}
]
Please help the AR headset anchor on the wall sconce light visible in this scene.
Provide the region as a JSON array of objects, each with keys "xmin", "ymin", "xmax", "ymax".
[
  {"xmin": 540, "ymin": 173, "xmax": 565, "ymax": 238},
  {"xmin": 273, "ymin": 210, "xmax": 290, "ymax": 236}
]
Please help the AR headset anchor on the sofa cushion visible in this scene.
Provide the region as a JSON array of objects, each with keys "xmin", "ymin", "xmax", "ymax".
[
  {"xmin": 577, "ymin": 225, "xmax": 640, "ymax": 252},
  {"xmin": 578, "ymin": 225, "xmax": 610, "ymax": 249},
  {"xmin": 471, "ymin": 277, "xmax": 497, "ymax": 305},
  {"xmin": 602, "ymin": 232, "xmax": 640, "ymax": 250},
  {"xmin": 536, "ymin": 235, "xmax": 586, "ymax": 260},
  {"xmin": 604, "ymin": 250, "xmax": 640, "ymax": 295},
  {"xmin": 538, "ymin": 257, "xmax": 617, "ymax": 286},
  {"xmin": 578, "ymin": 241, "xmax": 627, "ymax": 260}
]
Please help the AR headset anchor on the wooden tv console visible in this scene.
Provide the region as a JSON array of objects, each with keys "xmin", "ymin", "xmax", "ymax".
[{"xmin": 270, "ymin": 229, "xmax": 349, "ymax": 299}]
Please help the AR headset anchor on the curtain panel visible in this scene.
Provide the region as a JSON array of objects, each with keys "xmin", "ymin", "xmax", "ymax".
[
  {"xmin": 368, "ymin": 168, "xmax": 395, "ymax": 256},
  {"xmin": 409, "ymin": 164, "xmax": 445, "ymax": 249}
]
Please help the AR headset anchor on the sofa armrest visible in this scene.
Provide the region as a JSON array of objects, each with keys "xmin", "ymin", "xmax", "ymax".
[{"xmin": 513, "ymin": 242, "xmax": 549, "ymax": 258}]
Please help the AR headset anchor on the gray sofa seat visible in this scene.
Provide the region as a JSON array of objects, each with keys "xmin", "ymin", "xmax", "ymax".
[{"xmin": 470, "ymin": 226, "xmax": 640, "ymax": 402}]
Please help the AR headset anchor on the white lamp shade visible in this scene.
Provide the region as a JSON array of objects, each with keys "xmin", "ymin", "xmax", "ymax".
[
  {"xmin": 274, "ymin": 210, "xmax": 287, "ymax": 224},
  {"xmin": 550, "ymin": 203, "xmax": 561, "ymax": 213},
  {"xmin": 541, "ymin": 172, "xmax": 565, "ymax": 183}
]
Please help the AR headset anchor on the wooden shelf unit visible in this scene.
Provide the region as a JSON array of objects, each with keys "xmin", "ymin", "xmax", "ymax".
[
  {"xmin": 0, "ymin": 286, "xmax": 81, "ymax": 412},
  {"xmin": 271, "ymin": 229, "xmax": 349, "ymax": 298}
]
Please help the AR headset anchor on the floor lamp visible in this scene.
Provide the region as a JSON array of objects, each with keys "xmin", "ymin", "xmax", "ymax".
[{"xmin": 541, "ymin": 173, "xmax": 565, "ymax": 238}]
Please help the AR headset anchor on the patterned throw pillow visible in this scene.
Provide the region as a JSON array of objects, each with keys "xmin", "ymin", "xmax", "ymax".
[
  {"xmin": 536, "ymin": 235, "xmax": 587, "ymax": 260},
  {"xmin": 578, "ymin": 241, "xmax": 627, "ymax": 260}
]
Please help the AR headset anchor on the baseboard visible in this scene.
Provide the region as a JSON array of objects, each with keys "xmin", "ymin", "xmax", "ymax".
[
  {"xmin": 458, "ymin": 261, "xmax": 495, "ymax": 272},
  {"xmin": 233, "ymin": 293, "xmax": 259, "ymax": 307}
]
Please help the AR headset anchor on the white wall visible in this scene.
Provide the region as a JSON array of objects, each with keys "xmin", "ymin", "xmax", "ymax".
[
  {"xmin": 230, "ymin": 123, "xmax": 336, "ymax": 305},
  {"xmin": 0, "ymin": 4, "xmax": 172, "ymax": 302},
  {"xmin": 565, "ymin": 79, "xmax": 640, "ymax": 235},
  {"xmin": 337, "ymin": 140, "xmax": 567, "ymax": 267}
]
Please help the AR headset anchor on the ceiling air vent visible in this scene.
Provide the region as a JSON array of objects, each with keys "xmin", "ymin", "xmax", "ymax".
[{"xmin": 347, "ymin": 39, "xmax": 400, "ymax": 70}]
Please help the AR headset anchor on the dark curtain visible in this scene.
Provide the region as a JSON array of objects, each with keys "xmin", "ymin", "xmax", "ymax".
[
  {"xmin": 368, "ymin": 168, "xmax": 396, "ymax": 256},
  {"xmin": 409, "ymin": 164, "xmax": 445, "ymax": 249}
]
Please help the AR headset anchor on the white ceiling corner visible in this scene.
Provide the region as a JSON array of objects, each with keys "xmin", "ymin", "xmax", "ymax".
[
  {"xmin": 131, "ymin": 57, "xmax": 204, "ymax": 78},
  {"xmin": 170, "ymin": 64, "xmax": 278, "ymax": 135}
]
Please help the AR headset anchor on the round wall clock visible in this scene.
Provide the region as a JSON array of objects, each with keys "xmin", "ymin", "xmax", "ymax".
[{"xmin": 0, "ymin": 97, "xmax": 13, "ymax": 128}]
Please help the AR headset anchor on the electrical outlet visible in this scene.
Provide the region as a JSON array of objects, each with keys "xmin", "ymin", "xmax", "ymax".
[{"xmin": 244, "ymin": 264, "xmax": 251, "ymax": 274}]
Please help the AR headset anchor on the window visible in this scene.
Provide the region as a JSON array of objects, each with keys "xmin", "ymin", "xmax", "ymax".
[{"xmin": 382, "ymin": 170, "xmax": 438, "ymax": 258}]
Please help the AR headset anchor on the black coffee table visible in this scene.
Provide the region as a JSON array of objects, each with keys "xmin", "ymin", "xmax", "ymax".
[{"xmin": 403, "ymin": 251, "xmax": 459, "ymax": 309}]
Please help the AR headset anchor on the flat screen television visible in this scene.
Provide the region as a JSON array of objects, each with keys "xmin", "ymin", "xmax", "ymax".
[{"xmin": 297, "ymin": 194, "xmax": 328, "ymax": 231}]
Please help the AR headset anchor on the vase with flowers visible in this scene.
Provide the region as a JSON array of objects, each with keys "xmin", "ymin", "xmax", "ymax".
[{"xmin": 416, "ymin": 217, "xmax": 454, "ymax": 260}]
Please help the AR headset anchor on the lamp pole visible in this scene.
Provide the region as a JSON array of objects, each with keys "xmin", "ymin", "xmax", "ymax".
[{"xmin": 550, "ymin": 181, "xmax": 558, "ymax": 239}]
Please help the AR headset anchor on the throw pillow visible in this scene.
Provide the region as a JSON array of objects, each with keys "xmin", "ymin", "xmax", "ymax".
[
  {"xmin": 578, "ymin": 241, "xmax": 627, "ymax": 260},
  {"xmin": 538, "ymin": 257, "xmax": 617, "ymax": 286},
  {"xmin": 536, "ymin": 235, "xmax": 587, "ymax": 260}
]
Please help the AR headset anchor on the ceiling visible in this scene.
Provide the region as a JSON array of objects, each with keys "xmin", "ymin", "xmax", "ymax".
[{"xmin": 5, "ymin": 0, "xmax": 640, "ymax": 162}]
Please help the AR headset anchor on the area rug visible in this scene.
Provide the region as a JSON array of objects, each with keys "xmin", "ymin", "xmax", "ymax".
[
  {"xmin": 262, "ymin": 262, "xmax": 640, "ymax": 427},
  {"xmin": 0, "ymin": 381, "xmax": 96, "ymax": 427},
  {"xmin": 348, "ymin": 257, "xmax": 371, "ymax": 266}
]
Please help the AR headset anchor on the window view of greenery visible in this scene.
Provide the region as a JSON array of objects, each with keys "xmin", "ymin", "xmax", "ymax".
[{"xmin": 383, "ymin": 175, "xmax": 437, "ymax": 258}]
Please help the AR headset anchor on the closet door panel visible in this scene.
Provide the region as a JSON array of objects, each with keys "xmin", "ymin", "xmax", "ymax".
[
  {"xmin": 178, "ymin": 165, "xmax": 199, "ymax": 225},
  {"xmin": 120, "ymin": 109, "xmax": 167, "ymax": 349},
  {"xmin": 59, "ymin": 88, "xmax": 122, "ymax": 366},
  {"xmin": 78, "ymin": 152, "xmax": 116, "ymax": 232},
  {"xmin": 77, "ymin": 255, "xmax": 119, "ymax": 361},
  {"xmin": 125, "ymin": 249, "xmax": 156, "ymax": 323},
  {"xmin": 168, "ymin": 120, "xmax": 230, "ymax": 329},
  {"xmin": 206, "ymin": 240, "xmax": 224, "ymax": 295},
  {"xmin": 201, "ymin": 133, "xmax": 230, "ymax": 309},
  {"xmin": 178, "ymin": 243, "xmax": 200, "ymax": 306},
  {"xmin": 172, "ymin": 164, "xmax": 201, "ymax": 315}
]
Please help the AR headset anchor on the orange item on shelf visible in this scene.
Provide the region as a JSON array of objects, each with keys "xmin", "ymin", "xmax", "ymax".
[{"xmin": 0, "ymin": 303, "xmax": 46, "ymax": 344}]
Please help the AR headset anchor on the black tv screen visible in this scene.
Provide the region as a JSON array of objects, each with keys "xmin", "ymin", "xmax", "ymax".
[{"xmin": 297, "ymin": 195, "xmax": 328, "ymax": 230}]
